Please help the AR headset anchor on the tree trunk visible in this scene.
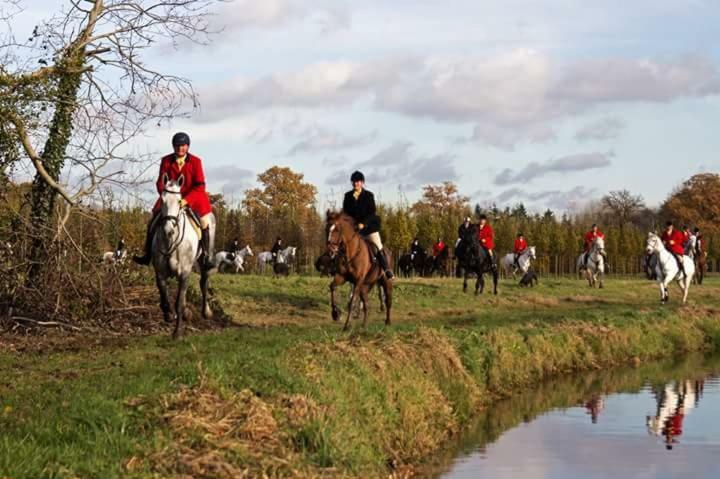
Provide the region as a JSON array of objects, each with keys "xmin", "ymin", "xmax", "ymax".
[{"xmin": 26, "ymin": 57, "xmax": 84, "ymax": 283}]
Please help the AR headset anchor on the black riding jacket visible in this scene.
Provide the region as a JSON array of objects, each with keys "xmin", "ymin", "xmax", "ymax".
[
  {"xmin": 271, "ymin": 242, "xmax": 283, "ymax": 255},
  {"xmin": 343, "ymin": 189, "xmax": 381, "ymax": 235}
]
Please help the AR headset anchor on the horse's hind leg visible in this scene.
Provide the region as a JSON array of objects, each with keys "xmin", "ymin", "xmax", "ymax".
[
  {"xmin": 359, "ymin": 286, "xmax": 370, "ymax": 328},
  {"xmin": 155, "ymin": 273, "xmax": 172, "ymax": 323},
  {"xmin": 200, "ymin": 269, "xmax": 212, "ymax": 319},
  {"xmin": 378, "ymin": 286, "xmax": 385, "ymax": 312},
  {"xmin": 173, "ymin": 274, "xmax": 190, "ymax": 339},
  {"xmin": 383, "ymin": 278, "xmax": 393, "ymax": 326},
  {"xmin": 492, "ymin": 269, "xmax": 499, "ymax": 295}
]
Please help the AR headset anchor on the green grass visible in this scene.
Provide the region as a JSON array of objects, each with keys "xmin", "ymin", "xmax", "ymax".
[{"xmin": 2, "ymin": 275, "xmax": 720, "ymax": 477}]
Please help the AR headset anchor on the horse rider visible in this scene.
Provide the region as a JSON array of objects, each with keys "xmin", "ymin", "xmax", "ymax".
[
  {"xmin": 113, "ymin": 237, "xmax": 126, "ymax": 261},
  {"xmin": 513, "ymin": 232, "xmax": 528, "ymax": 269},
  {"xmin": 682, "ymin": 226, "xmax": 695, "ymax": 256},
  {"xmin": 693, "ymin": 227, "xmax": 704, "ymax": 257},
  {"xmin": 662, "ymin": 221, "xmax": 686, "ymax": 274},
  {"xmin": 409, "ymin": 237, "xmax": 423, "ymax": 260},
  {"xmin": 133, "ymin": 132, "xmax": 215, "ymax": 270},
  {"xmin": 432, "ymin": 237, "xmax": 446, "ymax": 257},
  {"xmin": 271, "ymin": 236, "xmax": 283, "ymax": 263},
  {"xmin": 227, "ymin": 239, "xmax": 240, "ymax": 262},
  {"xmin": 477, "ymin": 214, "xmax": 497, "ymax": 271},
  {"xmin": 456, "ymin": 216, "xmax": 473, "ymax": 248},
  {"xmin": 583, "ymin": 224, "xmax": 606, "ymax": 266},
  {"xmin": 342, "ymin": 170, "xmax": 394, "ymax": 279}
]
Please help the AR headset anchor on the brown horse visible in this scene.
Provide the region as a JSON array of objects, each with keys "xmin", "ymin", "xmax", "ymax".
[
  {"xmin": 695, "ymin": 251, "xmax": 707, "ymax": 285},
  {"xmin": 325, "ymin": 211, "xmax": 392, "ymax": 331}
]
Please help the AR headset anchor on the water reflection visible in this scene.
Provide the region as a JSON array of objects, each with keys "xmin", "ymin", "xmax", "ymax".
[{"xmin": 436, "ymin": 353, "xmax": 720, "ymax": 479}]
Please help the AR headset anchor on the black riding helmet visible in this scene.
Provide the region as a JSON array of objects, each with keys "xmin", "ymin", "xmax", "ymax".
[
  {"xmin": 350, "ymin": 171, "xmax": 365, "ymax": 183},
  {"xmin": 666, "ymin": 220, "xmax": 674, "ymax": 227},
  {"xmin": 172, "ymin": 132, "xmax": 190, "ymax": 147},
  {"xmin": 694, "ymin": 227, "xmax": 700, "ymax": 233}
]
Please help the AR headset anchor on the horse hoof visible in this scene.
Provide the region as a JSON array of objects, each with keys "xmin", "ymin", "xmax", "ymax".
[{"xmin": 331, "ymin": 309, "xmax": 340, "ymax": 322}]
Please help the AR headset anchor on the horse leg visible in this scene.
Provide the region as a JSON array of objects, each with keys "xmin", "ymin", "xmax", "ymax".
[
  {"xmin": 155, "ymin": 273, "xmax": 172, "ymax": 323},
  {"xmin": 475, "ymin": 273, "xmax": 482, "ymax": 296},
  {"xmin": 344, "ymin": 276, "xmax": 363, "ymax": 331},
  {"xmin": 329, "ymin": 275, "xmax": 344, "ymax": 322},
  {"xmin": 492, "ymin": 268, "xmax": 499, "ymax": 295},
  {"xmin": 463, "ymin": 270, "xmax": 469, "ymax": 293},
  {"xmin": 682, "ymin": 277, "xmax": 691, "ymax": 304},
  {"xmin": 378, "ymin": 286, "xmax": 385, "ymax": 312},
  {"xmin": 200, "ymin": 268, "xmax": 212, "ymax": 319},
  {"xmin": 383, "ymin": 278, "xmax": 393, "ymax": 326},
  {"xmin": 173, "ymin": 273, "xmax": 190, "ymax": 338},
  {"xmin": 359, "ymin": 286, "xmax": 370, "ymax": 328}
]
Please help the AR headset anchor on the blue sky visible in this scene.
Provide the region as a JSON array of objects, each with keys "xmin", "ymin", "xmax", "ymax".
[{"xmin": 14, "ymin": 0, "xmax": 720, "ymax": 211}]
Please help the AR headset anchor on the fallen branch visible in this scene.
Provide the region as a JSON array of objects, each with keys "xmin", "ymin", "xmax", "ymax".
[{"xmin": 11, "ymin": 316, "xmax": 83, "ymax": 331}]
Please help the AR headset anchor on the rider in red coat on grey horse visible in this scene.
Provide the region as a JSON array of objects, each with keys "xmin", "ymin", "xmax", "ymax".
[{"xmin": 133, "ymin": 132, "xmax": 215, "ymax": 270}]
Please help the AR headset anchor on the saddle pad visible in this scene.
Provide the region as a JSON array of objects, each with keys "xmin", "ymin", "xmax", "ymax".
[{"xmin": 184, "ymin": 208, "xmax": 203, "ymax": 237}]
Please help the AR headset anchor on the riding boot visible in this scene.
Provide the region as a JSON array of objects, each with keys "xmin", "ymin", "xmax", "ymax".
[
  {"xmin": 133, "ymin": 213, "xmax": 158, "ymax": 265},
  {"xmin": 583, "ymin": 252, "xmax": 589, "ymax": 267},
  {"xmin": 377, "ymin": 250, "xmax": 394, "ymax": 279},
  {"xmin": 201, "ymin": 227, "xmax": 214, "ymax": 270}
]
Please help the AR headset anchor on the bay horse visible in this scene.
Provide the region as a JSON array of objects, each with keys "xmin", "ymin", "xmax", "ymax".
[
  {"xmin": 455, "ymin": 224, "xmax": 498, "ymax": 295},
  {"xmin": 325, "ymin": 211, "xmax": 392, "ymax": 331},
  {"xmin": 152, "ymin": 174, "xmax": 213, "ymax": 338}
]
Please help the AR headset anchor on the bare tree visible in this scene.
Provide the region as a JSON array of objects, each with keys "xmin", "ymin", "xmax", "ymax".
[
  {"xmin": 601, "ymin": 189, "xmax": 646, "ymax": 229},
  {"xmin": 0, "ymin": 0, "xmax": 222, "ymax": 280}
]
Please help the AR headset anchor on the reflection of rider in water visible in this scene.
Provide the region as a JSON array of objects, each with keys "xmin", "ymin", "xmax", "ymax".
[
  {"xmin": 663, "ymin": 404, "xmax": 685, "ymax": 450},
  {"xmin": 585, "ymin": 395, "xmax": 604, "ymax": 424}
]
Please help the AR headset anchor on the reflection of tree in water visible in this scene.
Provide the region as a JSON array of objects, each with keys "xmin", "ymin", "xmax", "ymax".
[{"xmin": 646, "ymin": 379, "xmax": 707, "ymax": 450}]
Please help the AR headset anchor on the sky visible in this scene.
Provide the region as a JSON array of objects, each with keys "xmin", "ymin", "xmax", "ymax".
[{"xmin": 11, "ymin": 0, "xmax": 720, "ymax": 212}]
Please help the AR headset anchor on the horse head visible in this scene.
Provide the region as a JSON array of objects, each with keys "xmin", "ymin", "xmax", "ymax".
[
  {"xmin": 160, "ymin": 174, "xmax": 185, "ymax": 240},
  {"xmin": 528, "ymin": 246, "xmax": 537, "ymax": 259},
  {"xmin": 646, "ymin": 232, "xmax": 662, "ymax": 255},
  {"xmin": 593, "ymin": 236, "xmax": 605, "ymax": 254},
  {"xmin": 326, "ymin": 210, "xmax": 354, "ymax": 257},
  {"xmin": 243, "ymin": 245, "xmax": 254, "ymax": 256}
]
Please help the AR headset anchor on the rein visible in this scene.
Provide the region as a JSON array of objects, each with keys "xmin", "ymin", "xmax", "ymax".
[{"xmin": 157, "ymin": 188, "xmax": 189, "ymax": 259}]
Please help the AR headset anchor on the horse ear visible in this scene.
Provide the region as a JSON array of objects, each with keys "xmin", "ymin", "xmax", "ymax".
[
  {"xmin": 177, "ymin": 174, "xmax": 185, "ymax": 188},
  {"xmin": 162, "ymin": 173, "xmax": 169, "ymax": 186}
]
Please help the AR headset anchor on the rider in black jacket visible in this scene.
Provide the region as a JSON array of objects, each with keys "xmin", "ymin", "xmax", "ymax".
[{"xmin": 342, "ymin": 171, "xmax": 393, "ymax": 279}]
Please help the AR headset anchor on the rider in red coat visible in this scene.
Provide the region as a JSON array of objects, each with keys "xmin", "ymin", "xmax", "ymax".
[
  {"xmin": 432, "ymin": 238, "xmax": 446, "ymax": 257},
  {"xmin": 661, "ymin": 221, "xmax": 686, "ymax": 274},
  {"xmin": 134, "ymin": 132, "xmax": 215, "ymax": 269},
  {"xmin": 513, "ymin": 232, "xmax": 528, "ymax": 268},
  {"xmin": 477, "ymin": 214, "xmax": 497, "ymax": 271},
  {"xmin": 583, "ymin": 224, "xmax": 606, "ymax": 266}
]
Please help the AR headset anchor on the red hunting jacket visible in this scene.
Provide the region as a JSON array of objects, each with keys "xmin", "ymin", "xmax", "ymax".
[
  {"xmin": 584, "ymin": 230, "xmax": 604, "ymax": 252},
  {"xmin": 514, "ymin": 238, "xmax": 528, "ymax": 254},
  {"xmin": 152, "ymin": 153, "xmax": 212, "ymax": 217},
  {"xmin": 432, "ymin": 241, "xmax": 446, "ymax": 257},
  {"xmin": 661, "ymin": 229, "xmax": 685, "ymax": 255},
  {"xmin": 477, "ymin": 224, "xmax": 495, "ymax": 250}
]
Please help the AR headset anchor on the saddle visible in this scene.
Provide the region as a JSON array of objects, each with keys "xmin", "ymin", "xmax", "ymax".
[{"xmin": 184, "ymin": 207, "xmax": 203, "ymax": 237}]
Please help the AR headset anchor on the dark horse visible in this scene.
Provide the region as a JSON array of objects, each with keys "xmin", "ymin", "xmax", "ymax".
[
  {"xmin": 326, "ymin": 211, "xmax": 392, "ymax": 330},
  {"xmin": 398, "ymin": 249, "xmax": 426, "ymax": 277},
  {"xmin": 455, "ymin": 224, "xmax": 498, "ymax": 295},
  {"xmin": 425, "ymin": 247, "xmax": 450, "ymax": 277}
]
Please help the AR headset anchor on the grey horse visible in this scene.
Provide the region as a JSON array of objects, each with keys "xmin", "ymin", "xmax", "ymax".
[{"xmin": 153, "ymin": 174, "xmax": 213, "ymax": 338}]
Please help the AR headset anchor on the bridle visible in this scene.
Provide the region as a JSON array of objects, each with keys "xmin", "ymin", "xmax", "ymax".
[
  {"xmin": 157, "ymin": 187, "xmax": 188, "ymax": 258},
  {"xmin": 326, "ymin": 219, "xmax": 363, "ymax": 265}
]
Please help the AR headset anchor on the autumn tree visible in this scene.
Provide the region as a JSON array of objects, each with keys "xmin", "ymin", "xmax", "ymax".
[{"xmin": 601, "ymin": 190, "xmax": 646, "ymax": 228}]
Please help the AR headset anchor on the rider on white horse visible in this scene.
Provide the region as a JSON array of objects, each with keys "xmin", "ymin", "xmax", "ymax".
[
  {"xmin": 134, "ymin": 132, "xmax": 215, "ymax": 270},
  {"xmin": 513, "ymin": 232, "xmax": 528, "ymax": 270},
  {"xmin": 583, "ymin": 224, "xmax": 607, "ymax": 267},
  {"xmin": 661, "ymin": 221, "xmax": 686, "ymax": 275},
  {"xmin": 270, "ymin": 237, "xmax": 283, "ymax": 264}
]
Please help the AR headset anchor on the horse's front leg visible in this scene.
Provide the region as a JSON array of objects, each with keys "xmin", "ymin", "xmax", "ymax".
[
  {"xmin": 378, "ymin": 286, "xmax": 385, "ymax": 312},
  {"xmin": 330, "ymin": 274, "xmax": 345, "ymax": 322},
  {"xmin": 173, "ymin": 273, "xmax": 190, "ymax": 338},
  {"xmin": 155, "ymin": 272, "xmax": 173, "ymax": 324},
  {"xmin": 200, "ymin": 268, "xmax": 212, "ymax": 319},
  {"xmin": 344, "ymin": 276, "xmax": 364, "ymax": 331},
  {"xmin": 463, "ymin": 269, "xmax": 469, "ymax": 293},
  {"xmin": 475, "ymin": 273, "xmax": 483, "ymax": 296},
  {"xmin": 383, "ymin": 278, "xmax": 393, "ymax": 326},
  {"xmin": 492, "ymin": 267, "xmax": 499, "ymax": 295}
]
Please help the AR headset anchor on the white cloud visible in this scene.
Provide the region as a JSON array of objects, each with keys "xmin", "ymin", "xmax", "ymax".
[
  {"xmin": 575, "ymin": 117, "xmax": 626, "ymax": 142},
  {"xmin": 215, "ymin": 0, "xmax": 350, "ymax": 33},
  {"xmin": 287, "ymin": 127, "xmax": 376, "ymax": 155},
  {"xmin": 494, "ymin": 152, "xmax": 614, "ymax": 185},
  {"xmin": 197, "ymin": 52, "xmax": 720, "ymax": 149}
]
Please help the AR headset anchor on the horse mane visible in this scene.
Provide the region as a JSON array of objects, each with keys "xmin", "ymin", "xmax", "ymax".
[{"xmin": 326, "ymin": 210, "xmax": 356, "ymax": 228}]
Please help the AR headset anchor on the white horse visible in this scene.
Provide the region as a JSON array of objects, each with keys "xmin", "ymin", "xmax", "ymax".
[
  {"xmin": 215, "ymin": 245, "xmax": 253, "ymax": 273},
  {"xmin": 277, "ymin": 246, "xmax": 297, "ymax": 265},
  {"xmin": 501, "ymin": 246, "xmax": 536, "ymax": 278},
  {"xmin": 152, "ymin": 174, "xmax": 213, "ymax": 338},
  {"xmin": 101, "ymin": 249, "xmax": 127, "ymax": 265},
  {"xmin": 257, "ymin": 251, "xmax": 273, "ymax": 273},
  {"xmin": 577, "ymin": 236, "xmax": 605, "ymax": 288},
  {"xmin": 646, "ymin": 232, "xmax": 694, "ymax": 304}
]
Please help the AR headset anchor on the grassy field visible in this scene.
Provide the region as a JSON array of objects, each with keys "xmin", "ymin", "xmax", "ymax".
[{"xmin": 2, "ymin": 274, "xmax": 720, "ymax": 478}]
